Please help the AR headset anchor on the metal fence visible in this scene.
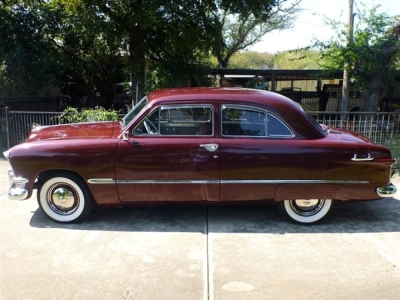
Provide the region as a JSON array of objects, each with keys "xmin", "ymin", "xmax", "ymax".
[
  {"xmin": 1, "ymin": 108, "xmax": 61, "ymax": 154},
  {"xmin": 1, "ymin": 108, "xmax": 399, "ymax": 169},
  {"xmin": 312, "ymin": 111, "xmax": 400, "ymax": 168}
]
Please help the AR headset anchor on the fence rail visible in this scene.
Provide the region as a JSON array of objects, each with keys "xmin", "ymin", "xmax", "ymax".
[{"xmin": 1, "ymin": 108, "xmax": 399, "ymax": 169}]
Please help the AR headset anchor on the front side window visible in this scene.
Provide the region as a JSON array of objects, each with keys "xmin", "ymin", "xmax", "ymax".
[
  {"xmin": 133, "ymin": 104, "xmax": 213, "ymax": 136},
  {"xmin": 221, "ymin": 105, "xmax": 293, "ymax": 137}
]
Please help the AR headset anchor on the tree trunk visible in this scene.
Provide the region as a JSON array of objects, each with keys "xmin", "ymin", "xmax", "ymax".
[
  {"xmin": 129, "ymin": 26, "xmax": 146, "ymax": 104},
  {"xmin": 363, "ymin": 76, "xmax": 383, "ymax": 112}
]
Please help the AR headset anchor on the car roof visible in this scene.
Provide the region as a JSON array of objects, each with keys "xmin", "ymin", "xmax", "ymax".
[
  {"xmin": 145, "ymin": 87, "xmax": 326, "ymax": 140},
  {"xmin": 147, "ymin": 87, "xmax": 296, "ymax": 108}
]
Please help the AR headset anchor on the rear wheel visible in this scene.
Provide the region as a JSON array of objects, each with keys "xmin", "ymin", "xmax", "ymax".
[
  {"xmin": 278, "ymin": 199, "xmax": 333, "ymax": 224},
  {"xmin": 37, "ymin": 173, "xmax": 95, "ymax": 223}
]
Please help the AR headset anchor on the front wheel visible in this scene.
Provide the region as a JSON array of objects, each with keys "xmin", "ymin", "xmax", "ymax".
[
  {"xmin": 278, "ymin": 199, "xmax": 333, "ymax": 224},
  {"xmin": 37, "ymin": 173, "xmax": 95, "ymax": 223}
]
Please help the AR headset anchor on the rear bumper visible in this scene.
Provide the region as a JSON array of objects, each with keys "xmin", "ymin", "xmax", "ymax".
[{"xmin": 7, "ymin": 170, "xmax": 29, "ymax": 200}]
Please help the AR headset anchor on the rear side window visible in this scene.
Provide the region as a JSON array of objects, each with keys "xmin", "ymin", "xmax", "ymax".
[{"xmin": 221, "ymin": 105, "xmax": 293, "ymax": 137}]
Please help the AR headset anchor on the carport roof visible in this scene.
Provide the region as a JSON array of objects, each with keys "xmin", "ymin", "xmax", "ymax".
[{"xmin": 210, "ymin": 69, "xmax": 344, "ymax": 81}]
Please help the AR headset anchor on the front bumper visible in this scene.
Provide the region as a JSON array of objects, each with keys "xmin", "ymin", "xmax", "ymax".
[{"xmin": 8, "ymin": 170, "xmax": 29, "ymax": 200}]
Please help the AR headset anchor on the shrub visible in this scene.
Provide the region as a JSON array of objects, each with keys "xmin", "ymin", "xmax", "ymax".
[{"xmin": 59, "ymin": 107, "xmax": 120, "ymax": 124}]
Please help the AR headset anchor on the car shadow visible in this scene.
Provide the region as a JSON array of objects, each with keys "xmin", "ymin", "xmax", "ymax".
[{"xmin": 29, "ymin": 198, "xmax": 400, "ymax": 234}]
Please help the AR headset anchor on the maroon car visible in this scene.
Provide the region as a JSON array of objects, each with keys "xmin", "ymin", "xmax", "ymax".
[{"xmin": 4, "ymin": 88, "xmax": 397, "ymax": 224}]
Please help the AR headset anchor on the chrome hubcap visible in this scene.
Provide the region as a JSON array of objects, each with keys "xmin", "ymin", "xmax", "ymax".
[
  {"xmin": 290, "ymin": 199, "xmax": 325, "ymax": 217},
  {"xmin": 47, "ymin": 184, "xmax": 79, "ymax": 215}
]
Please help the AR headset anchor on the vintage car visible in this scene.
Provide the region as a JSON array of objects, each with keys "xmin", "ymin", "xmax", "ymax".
[{"xmin": 3, "ymin": 87, "xmax": 398, "ymax": 224}]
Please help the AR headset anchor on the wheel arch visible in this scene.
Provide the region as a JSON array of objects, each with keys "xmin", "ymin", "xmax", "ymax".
[{"xmin": 36, "ymin": 169, "xmax": 89, "ymax": 193}]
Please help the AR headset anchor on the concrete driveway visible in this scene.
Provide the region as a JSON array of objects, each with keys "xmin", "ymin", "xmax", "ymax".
[{"xmin": 1, "ymin": 160, "xmax": 399, "ymax": 300}]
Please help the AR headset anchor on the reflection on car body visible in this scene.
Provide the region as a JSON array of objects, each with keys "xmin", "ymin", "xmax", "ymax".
[{"xmin": 4, "ymin": 87, "xmax": 397, "ymax": 224}]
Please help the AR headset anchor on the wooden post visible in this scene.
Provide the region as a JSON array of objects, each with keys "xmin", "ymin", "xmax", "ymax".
[{"xmin": 341, "ymin": 0, "xmax": 355, "ymax": 124}]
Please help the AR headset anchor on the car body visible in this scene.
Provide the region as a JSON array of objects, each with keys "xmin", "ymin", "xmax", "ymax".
[{"xmin": 4, "ymin": 87, "xmax": 398, "ymax": 224}]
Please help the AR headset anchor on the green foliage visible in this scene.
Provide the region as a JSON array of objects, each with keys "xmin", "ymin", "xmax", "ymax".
[
  {"xmin": 274, "ymin": 50, "xmax": 320, "ymax": 69},
  {"xmin": 228, "ymin": 52, "xmax": 275, "ymax": 69},
  {"xmin": 313, "ymin": 4, "xmax": 400, "ymax": 89},
  {"xmin": 58, "ymin": 107, "xmax": 120, "ymax": 124},
  {"xmin": 212, "ymin": 0, "xmax": 302, "ymax": 68},
  {"xmin": 0, "ymin": 2, "xmax": 65, "ymax": 94},
  {"xmin": 210, "ymin": 50, "xmax": 320, "ymax": 69},
  {"xmin": 311, "ymin": 3, "xmax": 400, "ymax": 111}
]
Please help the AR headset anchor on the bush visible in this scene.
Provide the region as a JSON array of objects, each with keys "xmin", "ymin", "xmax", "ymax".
[{"xmin": 59, "ymin": 107, "xmax": 120, "ymax": 124}]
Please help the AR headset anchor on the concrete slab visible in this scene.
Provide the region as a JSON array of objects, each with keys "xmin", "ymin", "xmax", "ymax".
[{"xmin": 1, "ymin": 160, "xmax": 399, "ymax": 299}]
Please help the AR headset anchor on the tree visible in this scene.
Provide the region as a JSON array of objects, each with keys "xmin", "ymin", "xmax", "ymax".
[
  {"xmin": 83, "ymin": 0, "xmax": 218, "ymax": 99},
  {"xmin": 0, "ymin": 1, "xmax": 64, "ymax": 96},
  {"xmin": 212, "ymin": 0, "xmax": 302, "ymax": 69},
  {"xmin": 0, "ymin": 0, "xmax": 126, "ymax": 106},
  {"xmin": 313, "ymin": 4, "xmax": 400, "ymax": 111}
]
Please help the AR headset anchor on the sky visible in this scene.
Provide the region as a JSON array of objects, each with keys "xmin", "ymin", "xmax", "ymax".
[{"xmin": 250, "ymin": 0, "xmax": 400, "ymax": 53}]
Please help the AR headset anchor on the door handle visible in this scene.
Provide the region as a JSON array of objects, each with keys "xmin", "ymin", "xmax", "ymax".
[
  {"xmin": 351, "ymin": 153, "xmax": 374, "ymax": 161},
  {"xmin": 200, "ymin": 144, "xmax": 219, "ymax": 152}
]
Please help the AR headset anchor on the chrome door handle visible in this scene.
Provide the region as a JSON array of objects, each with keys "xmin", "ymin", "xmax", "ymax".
[
  {"xmin": 200, "ymin": 144, "xmax": 219, "ymax": 152},
  {"xmin": 351, "ymin": 153, "xmax": 374, "ymax": 161}
]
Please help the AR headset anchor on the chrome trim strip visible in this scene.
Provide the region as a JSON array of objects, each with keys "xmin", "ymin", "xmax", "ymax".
[
  {"xmin": 116, "ymin": 180, "xmax": 219, "ymax": 184},
  {"xmin": 87, "ymin": 178, "xmax": 116, "ymax": 184},
  {"xmin": 102, "ymin": 179, "xmax": 369, "ymax": 185},
  {"xmin": 220, "ymin": 180, "xmax": 370, "ymax": 184},
  {"xmin": 88, "ymin": 178, "xmax": 370, "ymax": 185}
]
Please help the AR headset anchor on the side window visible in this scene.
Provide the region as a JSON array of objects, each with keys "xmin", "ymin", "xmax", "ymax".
[
  {"xmin": 134, "ymin": 105, "xmax": 213, "ymax": 136},
  {"xmin": 133, "ymin": 108, "xmax": 160, "ymax": 135},
  {"xmin": 267, "ymin": 113, "xmax": 293, "ymax": 137},
  {"xmin": 221, "ymin": 105, "xmax": 293, "ymax": 138},
  {"xmin": 222, "ymin": 106, "xmax": 266, "ymax": 137}
]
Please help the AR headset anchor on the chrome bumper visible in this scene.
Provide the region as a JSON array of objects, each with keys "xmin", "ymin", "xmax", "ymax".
[
  {"xmin": 8, "ymin": 170, "xmax": 29, "ymax": 200},
  {"xmin": 376, "ymin": 183, "xmax": 397, "ymax": 198}
]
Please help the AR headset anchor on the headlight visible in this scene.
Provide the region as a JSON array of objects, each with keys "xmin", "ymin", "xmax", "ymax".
[{"xmin": 3, "ymin": 149, "xmax": 10, "ymax": 159}]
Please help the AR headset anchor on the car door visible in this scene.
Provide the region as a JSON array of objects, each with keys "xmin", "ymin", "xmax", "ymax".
[
  {"xmin": 115, "ymin": 103, "xmax": 220, "ymax": 202},
  {"xmin": 218, "ymin": 104, "xmax": 325, "ymax": 202}
]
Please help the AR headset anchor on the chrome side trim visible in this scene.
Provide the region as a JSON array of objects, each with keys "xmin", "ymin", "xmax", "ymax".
[
  {"xmin": 220, "ymin": 179, "xmax": 370, "ymax": 184},
  {"xmin": 103, "ymin": 179, "xmax": 370, "ymax": 185},
  {"xmin": 87, "ymin": 178, "xmax": 116, "ymax": 184},
  {"xmin": 116, "ymin": 180, "xmax": 219, "ymax": 184}
]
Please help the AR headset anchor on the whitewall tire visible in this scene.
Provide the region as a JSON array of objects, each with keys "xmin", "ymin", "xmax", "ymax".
[
  {"xmin": 278, "ymin": 199, "xmax": 333, "ymax": 224},
  {"xmin": 37, "ymin": 173, "xmax": 94, "ymax": 223}
]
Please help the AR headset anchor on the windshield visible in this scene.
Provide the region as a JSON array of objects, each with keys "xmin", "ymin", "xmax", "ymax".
[{"xmin": 122, "ymin": 96, "xmax": 148, "ymax": 127}]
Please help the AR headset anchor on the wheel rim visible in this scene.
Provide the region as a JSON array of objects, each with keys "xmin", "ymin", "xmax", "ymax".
[
  {"xmin": 289, "ymin": 199, "xmax": 325, "ymax": 217},
  {"xmin": 46, "ymin": 184, "xmax": 80, "ymax": 215}
]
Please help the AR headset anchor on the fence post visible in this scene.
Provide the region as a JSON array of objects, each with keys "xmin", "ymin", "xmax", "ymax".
[{"xmin": 5, "ymin": 106, "xmax": 10, "ymax": 150}]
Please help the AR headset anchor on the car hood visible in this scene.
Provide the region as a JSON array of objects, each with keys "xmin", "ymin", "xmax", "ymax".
[{"xmin": 26, "ymin": 121, "xmax": 123, "ymax": 142}]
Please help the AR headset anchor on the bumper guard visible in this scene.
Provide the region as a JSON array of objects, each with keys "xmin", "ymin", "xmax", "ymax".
[{"xmin": 8, "ymin": 170, "xmax": 29, "ymax": 200}]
